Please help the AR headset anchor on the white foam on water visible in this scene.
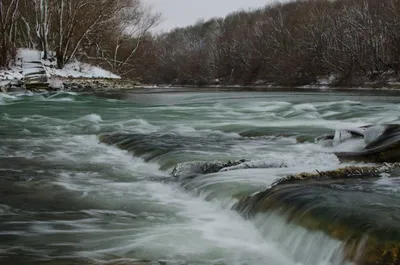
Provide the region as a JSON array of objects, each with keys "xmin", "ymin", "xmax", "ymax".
[
  {"xmin": 75, "ymin": 181, "xmax": 305, "ymax": 265},
  {"xmin": 364, "ymin": 125, "xmax": 386, "ymax": 144},
  {"xmin": 46, "ymin": 135, "xmax": 167, "ymax": 181},
  {"xmin": 116, "ymin": 118, "xmax": 160, "ymax": 134},
  {"xmin": 169, "ymin": 124, "xmax": 241, "ymax": 138},
  {"xmin": 332, "ymin": 138, "xmax": 366, "ymax": 153},
  {"xmin": 253, "ymin": 213, "xmax": 352, "ymax": 265},
  {"xmin": 76, "ymin": 114, "xmax": 103, "ymax": 123},
  {"xmin": 321, "ymin": 111, "xmax": 341, "ymax": 118},
  {"xmin": 0, "ymin": 204, "xmax": 13, "ymax": 214},
  {"xmin": 32, "ymin": 133, "xmax": 345, "ymax": 265},
  {"xmin": 46, "ymin": 97, "xmax": 75, "ymax": 102},
  {"xmin": 0, "ymin": 92, "xmax": 18, "ymax": 100},
  {"xmin": 244, "ymin": 101, "xmax": 292, "ymax": 112},
  {"xmin": 294, "ymin": 103, "xmax": 318, "ymax": 112},
  {"xmin": 213, "ymin": 119, "xmax": 368, "ymax": 131},
  {"xmin": 77, "ymin": 178, "xmax": 351, "ymax": 265},
  {"xmin": 3, "ymin": 92, "xmax": 399, "ymax": 265},
  {"xmin": 0, "ymin": 92, "xmax": 18, "ymax": 105},
  {"xmin": 314, "ymin": 100, "xmax": 362, "ymax": 107}
]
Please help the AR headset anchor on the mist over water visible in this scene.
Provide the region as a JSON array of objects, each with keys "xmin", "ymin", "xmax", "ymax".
[{"xmin": 1, "ymin": 89, "xmax": 400, "ymax": 265}]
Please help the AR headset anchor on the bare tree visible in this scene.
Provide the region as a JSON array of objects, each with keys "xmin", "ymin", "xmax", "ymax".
[
  {"xmin": 51, "ymin": 0, "xmax": 137, "ymax": 69},
  {"xmin": 34, "ymin": 0, "xmax": 50, "ymax": 59},
  {"xmin": 85, "ymin": 1, "xmax": 161, "ymax": 75},
  {"xmin": 0, "ymin": 0, "xmax": 20, "ymax": 68}
]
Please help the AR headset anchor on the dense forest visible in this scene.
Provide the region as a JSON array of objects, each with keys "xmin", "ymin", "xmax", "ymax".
[
  {"xmin": 2, "ymin": 0, "xmax": 400, "ymax": 86},
  {"xmin": 141, "ymin": 0, "xmax": 400, "ymax": 86}
]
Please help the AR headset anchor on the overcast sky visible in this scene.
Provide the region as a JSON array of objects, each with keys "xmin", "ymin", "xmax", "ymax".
[{"xmin": 143, "ymin": 0, "xmax": 286, "ymax": 32}]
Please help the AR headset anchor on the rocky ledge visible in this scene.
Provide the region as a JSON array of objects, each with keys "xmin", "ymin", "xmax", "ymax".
[
  {"xmin": 61, "ymin": 78, "xmax": 140, "ymax": 92},
  {"xmin": 0, "ymin": 77, "xmax": 141, "ymax": 93},
  {"xmin": 234, "ymin": 164, "xmax": 400, "ymax": 265}
]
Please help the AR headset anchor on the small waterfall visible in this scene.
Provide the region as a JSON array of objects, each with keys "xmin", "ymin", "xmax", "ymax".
[{"xmin": 233, "ymin": 169, "xmax": 400, "ymax": 265}]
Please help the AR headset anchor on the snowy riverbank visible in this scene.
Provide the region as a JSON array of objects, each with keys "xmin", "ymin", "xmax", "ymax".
[
  {"xmin": 2, "ymin": 49, "xmax": 400, "ymax": 93},
  {"xmin": 0, "ymin": 49, "xmax": 122, "ymax": 92}
]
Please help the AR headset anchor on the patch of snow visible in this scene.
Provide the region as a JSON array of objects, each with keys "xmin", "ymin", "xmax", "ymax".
[
  {"xmin": 20, "ymin": 49, "xmax": 41, "ymax": 62},
  {"xmin": 317, "ymin": 74, "xmax": 336, "ymax": 85},
  {"xmin": 0, "ymin": 69, "xmax": 23, "ymax": 81},
  {"xmin": 43, "ymin": 60, "xmax": 120, "ymax": 79},
  {"xmin": 2, "ymin": 49, "xmax": 120, "ymax": 83},
  {"xmin": 254, "ymin": 79, "xmax": 266, "ymax": 85},
  {"xmin": 23, "ymin": 67, "xmax": 45, "ymax": 76},
  {"xmin": 298, "ymin": 84, "xmax": 330, "ymax": 90},
  {"xmin": 49, "ymin": 78, "xmax": 64, "ymax": 90},
  {"xmin": 0, "ymin": 50, "xmax": 23, "ymax": 81}
]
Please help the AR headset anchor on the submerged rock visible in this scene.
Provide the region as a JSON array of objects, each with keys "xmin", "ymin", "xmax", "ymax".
[
  {"xmin": 99, "ymin": 133, "xmax": 187, "ymax": 162},
  {"xmin": 171, "ymin": 160, "xmax": 246, "ymax": 179},
  {"xmin": 171, "ymin": 159, "xmax": 289, "ymax": 179},
  {"xmin": 234, "ymin": 163, "xmax": 400, "ymax": 265},
  {"xmin": 98, "ymin": 132, "xmax": 241, "ymax": 169}
]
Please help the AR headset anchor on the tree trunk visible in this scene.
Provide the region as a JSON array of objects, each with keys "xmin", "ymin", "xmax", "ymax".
[{"xmin": 56, "ymin": 53, "xmax": 64, "ymax": 69}]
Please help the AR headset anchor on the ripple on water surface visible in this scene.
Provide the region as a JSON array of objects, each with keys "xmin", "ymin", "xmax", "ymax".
[{"xmin": 1, "ymin": 90, "xmax": 400, "ymax": 265}]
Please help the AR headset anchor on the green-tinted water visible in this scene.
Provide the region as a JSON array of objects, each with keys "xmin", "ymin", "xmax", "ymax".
[{"xmin": 1, "ymin": 89, "xmax": 400, "ymax": 265}]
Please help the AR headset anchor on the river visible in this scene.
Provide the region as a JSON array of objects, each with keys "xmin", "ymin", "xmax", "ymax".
[{"xmin": 1, "ymin": 89, "xmax": 400, "ymax": 265}]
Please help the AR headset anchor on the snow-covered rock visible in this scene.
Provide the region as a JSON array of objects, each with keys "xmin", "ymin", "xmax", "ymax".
[
  {"xmin": 43, "ymin": 60, "xmax": 120, "ymax": 79},
  {"xmin": 317, "ymin": 74, "xmax": 336, "ymax": 85},
  {"xmin": 49, "ymin": 78, "xmax": 64, "ymax": 90}
]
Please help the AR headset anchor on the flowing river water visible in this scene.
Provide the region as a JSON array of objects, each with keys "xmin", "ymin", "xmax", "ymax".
[{"xmin": 1, "ymin": 89, "xmax": 400, "ymax": 265}]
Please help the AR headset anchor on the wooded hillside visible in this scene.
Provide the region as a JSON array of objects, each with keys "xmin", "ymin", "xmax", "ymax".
[
  {"xmin": 2, "ymin": 0, "xmax": 400, "ymax": 87},
  {"xmin": 140, "ymin": 0, "xmax": 400, "ymax": 86}
]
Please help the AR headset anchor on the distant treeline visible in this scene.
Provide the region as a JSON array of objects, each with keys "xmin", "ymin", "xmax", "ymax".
[
  {"xmin": 135, "ymin": 0, "xmax": 400, "ymax": 86},
  {"xmin": 2, "ymin": 0, "xmax": 400, "ymax": 87}
]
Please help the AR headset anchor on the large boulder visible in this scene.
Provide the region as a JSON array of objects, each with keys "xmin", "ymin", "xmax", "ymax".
[
  {"xmin": 335, "ymin": 124, "xmax": 400, "ymax": 162},
  {"xmin": 234, "ymin": 164, "xmax": 400, "ymax": 265}
]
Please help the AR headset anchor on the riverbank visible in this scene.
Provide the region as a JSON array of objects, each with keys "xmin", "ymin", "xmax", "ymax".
[
  {"xmin": 1, "ymin": 49, "xmax": 400, "ymax": 93},
  {"xmin": 0, "ymin": 49, "xmax": 124, "ymax": 93},
  {"xmin": 3, "ymin": 77, "xmax": 400, "ymax": 93}
]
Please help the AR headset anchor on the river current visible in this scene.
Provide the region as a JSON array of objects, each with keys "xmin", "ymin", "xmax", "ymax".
[{"xmin": 1, "ymin": 89, "xmax": 400, "ymax": 265}]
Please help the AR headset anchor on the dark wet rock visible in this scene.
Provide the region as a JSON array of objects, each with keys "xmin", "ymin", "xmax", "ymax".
[
  {"xmin": 270, "ymin": 163, "xmax": 400, "ymax": 187},
  {"xmin": 219, "ymin": 160, "xmax": 288, "ymax": 172},
  {"xmin": 171, "ymin": 160, "xmax": 246, "ymax": 179},
  {"xmin": 99, "ymin": 133, "xmax": 191, "ymax": 163},
  {"xmin": 315, "ymin": 134, "xmax": 335, "ymax": 142},
  {"xmin": 314, "ymin": 134, "xmax": 335, "ymax": 146},
  {"xmin": 234, "ymin": 163, "xmax": 400, "ymax": 265},
  {"xmin": 62, "ymin": 78, "xmax": 139, "ymax": 92},
  {"xmin": 98, "ymin": 133, "xmax": 240, "ymax": 169},
  {"xmin": 235, "ymin": 163, "xmax": 400, "ymax": 216}
]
